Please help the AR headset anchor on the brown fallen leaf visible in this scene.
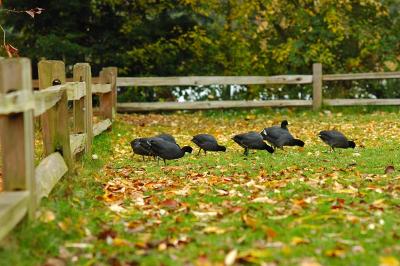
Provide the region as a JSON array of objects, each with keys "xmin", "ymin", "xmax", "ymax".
[
  {"xmin": 160, "ymin": 199, "xmax": 180, "ymax": 209},
  {"xmin": 325, "ymin": 247, "xmax": 346, "ymax": 258},
  {"xmin": 97, "ymin": 228, "xmax": 117, "ymax": 240},
  {"xmin": 385, "ymin": 165, "xmax": 395, "ymax": 174},
  {"xmin": 195, "ymin": 255, "xmax": 213, "ymax": 266},
  {"xmin": 43, "ymin": 258, "xmax": 66, "ymax": 266},
  {"xmin": 242, "ymin": 214, "xmax": 259, "ymax": 230}
]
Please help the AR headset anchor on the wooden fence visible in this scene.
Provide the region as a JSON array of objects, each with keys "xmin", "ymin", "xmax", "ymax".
[
  {"xmin": 115, "ymin": 63, "xmax": 400, "ymax": 112},
  {"xmin": 0, "ymin": 58, "xmax": 117, "ymax": 240}
]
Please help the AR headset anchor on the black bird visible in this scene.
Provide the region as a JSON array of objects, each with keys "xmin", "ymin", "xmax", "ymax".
[
  {"xmin": 130, "ymin": 134, "xmax": 176, "ymax": 161},
  {"xmin": 232, "ymin": 131, "xmax": 274, "ymax": 156},
  {"xmin": 147, "ymin": 138, "xmax": 193, "ymax": 165},
  {"xmin": 279, "ymin": 120, "xmax": 289, "ymax": 130},
  {"xmin": 318, "ymin": 130, "xmax": 356, "ymax": 151},
  {"xmin": 191, "ymin": 134, "xmax": 226, "ymax": 155},
  {"xmin": 261, "ymin": 120, "xmax": 304, "ymax": 149},
  {"xmin": 155, "ymin": 133, "xmax": 176, "ymax": 144},
  {"xmin": 130, "ymin": 138, "xmax": 153, "ymax": 160}
]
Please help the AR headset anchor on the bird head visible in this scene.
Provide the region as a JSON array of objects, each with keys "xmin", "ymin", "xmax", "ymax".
[
  {"xmin": 182, "ymin": 146, "xmax": 193, "ymax": 153},
  {"xmin": 348, "ymin": 141, "xmax": 356, "ymax": 148}
]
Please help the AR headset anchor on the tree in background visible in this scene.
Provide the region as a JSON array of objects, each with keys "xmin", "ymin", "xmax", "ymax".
[{"xmin": 3, "ymin": 0, "xmax": 399, "ymax": 100}]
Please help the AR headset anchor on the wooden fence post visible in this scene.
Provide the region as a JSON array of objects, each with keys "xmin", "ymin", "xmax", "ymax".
[
  {"xmin": 38, "ymin": 60, "xmax": 74, "ymax": 173},
  {"xmin": 73, "ymin": 63, "xmax": 93, "ymax": 155},
  {"xmin": 0, "ymin": 58, "xmax": 36, "ymax": 218},
  {"xmin": 99, "ymin": 67, "xmax": 118, "ymax": 121},
  {"xmin": 313, "ymin": 63, "xmax": 323, "ymax": 110}
]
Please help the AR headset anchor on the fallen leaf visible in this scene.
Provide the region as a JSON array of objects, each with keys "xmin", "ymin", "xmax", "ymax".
[
  {"xmin": 43, "ymin": 258, "xmax": 66, "ymax": 266},
  {"xmin": 160, "ymin": 199, "xmax": 180, "ymax": 209},
  {"xmin": 97, "ymin": 228, "xmax": 117, "ymax": 240},
  {"xmin": 380, "ymin": 256, "xmax": 399, "ymax": 266},
  {"xmin": 225, "ymin": 249, "xmax": 237, "ymax": 266},
  {"xmin": 242, "ymin": 214, "xmax": 258, "ymax": 230},
  {"xmin": 291, "ymin": 237, "xmax": 310, "ymax": 246},
  {"xmin": 385, "ymin": 165, "xmax": 395, "ymax": 174},
  {"xmin": 202, "ymin": 226, "xmax": 226, "ymax": 235},
  {"xmin": 325, "ymin": 247, "xmax": 346, "ymax": 258},
  {"xmin": 192, "ymin": 211, "xmax": 218, "ymax": 220},
  {"xmin": 108, "ymin": 204, "xmax": 126, "ymax": 213},
  {"xmin": 299, "ymin": 258, "xmax": 322, "ymax": 266},
  {"xmin": 64, "ymin": 243, "xmax": 93, "ymax": 249},
  {"xmin": 40, "ymin": 210, "xmax": 56, "ymax": 223},
  {"xmin": 112, "ymin": 238, "xmax": 131, "ymax": 247},
  {"xmin": 251, "ymin": 197, "xmax": 277, "ymax": 204}
]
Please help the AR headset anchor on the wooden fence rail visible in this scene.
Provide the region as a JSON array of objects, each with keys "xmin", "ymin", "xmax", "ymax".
[
  {"xmin": 0, "ymin": 58, "xmax": 117, "ymax": 240},
  {"xmin": 112, "ymin": 63, "xmax": 400, "ymax": 112}
]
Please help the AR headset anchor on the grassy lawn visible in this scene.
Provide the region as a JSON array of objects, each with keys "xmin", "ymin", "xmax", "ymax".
[{"xmin": 1, "ymin": 107, "xmax": 400, "ymax": 266}]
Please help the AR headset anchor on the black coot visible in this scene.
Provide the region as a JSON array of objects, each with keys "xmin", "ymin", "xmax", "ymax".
[
  {"xmin": 318, "ymin": 130, "xmax": 356, "ymax": 151},
  {"xmin": 232, "ymin": 131, "xmax": 274, "ymax": 156},
  {"xmin": 261, "ymin": 120, "xmax": 304, "ymax": 149},
  {"xmin": 191, "ymin": 134, "xmax": 226, "ymax": 155},
  {"xmin": 147, "ymin": 138, "xmax": 193, "ymax": 165},
  {"xmin": 130, "ymin": 133, "xmax": 176, "ymax": 160}
]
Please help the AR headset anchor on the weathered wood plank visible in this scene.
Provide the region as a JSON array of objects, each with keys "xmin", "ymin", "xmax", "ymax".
[
  {"xmin": 70, "ymin": 133, "xmax": 86, "ymax": 155},
  {"xmin": 33, "ymin": 86, "xmax": 65, "ymax": 117},
  {"xmin": 92, "ymin": 84, "xmax": 112, "ymax": 94},
  {"xmin": 323, "ymin": 72, "xmax": 400, "ymax": 81},
  {"xmin": 313, "ymin": 63, "xmax": 323, "ymax": 110},
  {"xmin": 117, "ymin": 100, "xmax": 312, "ymax": 112},
  {"xmin": 35, "ymin": 153, "xmax": 68, "ymax": 203},
  {"xmin": 324, "ymin": 98, "xmax": 400, "ymax": 106},
  {"xmin": 33, "ymin": 77, "xmax": 100, "ymax": 89},
  {"xmin": 93, "ymin": 119, "xmax": 112, "ymax": 136},
  {"xmin": 73, "ymin": 63, "xmax": 93, "ymax": 155},
  {"xmin": 0, "ymin": 58, "xmax": 36, "ymax": 218},
  {"xmin": 38, "ymin": 60, "xmax": 74, "ymax": 174},
  {"xmin": 105, "ymin": 67, "xmax": 118, "ymax": 116},
  {"xmin": 0, "ymin": 90, "xmax": 34, "ymax": 114},
  {"xmin": 0, "ymin": 191, "xmax": 29, "ymax": 240},
  {"xmin": 66, "ymin": 82, "xmax": 86, "ymax": 101},
  {"xmin": 99, "ymin": 70, "xmax": 114, "ymax": 121},
  {"xmin": 116, "ymin": 75, "xmax": 313, "ymax": 87}
]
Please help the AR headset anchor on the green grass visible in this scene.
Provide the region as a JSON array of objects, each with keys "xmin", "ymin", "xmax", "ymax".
[{"xmin": 1, "ymin": 107, "xmax": 400, "ymax": 266}]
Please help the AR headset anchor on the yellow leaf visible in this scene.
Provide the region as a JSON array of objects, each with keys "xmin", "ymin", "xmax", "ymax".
[
  {"xmin": 112, "ymin": 238, "xmax": 131, "ymax": 247},
  {"xmin": 325, "ymin": 247, "xmax": 346, "ymax": 258},
  {"xmin": 380, "ymin": 256, "xmax": 400, "ymax": 266},
  {"xmin": 242, "ymin": 214, "xmax": 258, "ymax": 230},
  {"xmin": 202, "ymin": 226, "xmax": 226, "ymax": 234},
  {"xmin": 291, "ymin": 236, "xmax": 310, "ymax": 246},
  {"xmin": 40, "ymin": 210, "xmax": 56, "ymax": 223}
]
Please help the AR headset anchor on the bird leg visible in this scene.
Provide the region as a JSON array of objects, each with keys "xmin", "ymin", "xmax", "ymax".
[
  {"xmin": 243, "ymin": 148, "xmax": 249, "ymax": 156},
  {"xmin": 142, "ymin": 155, "xmax": 145, "ymax": 161},
  {"xmin": 204, "ymin": 150, "xmax": 207, "ymax": 155},
  {"xmin": 163, "ymin": 159, "xmax": 167, "ymax": 166},
  {"xmin": 197, "ymin": 148, "xmax": 202, "ymax": 155}
]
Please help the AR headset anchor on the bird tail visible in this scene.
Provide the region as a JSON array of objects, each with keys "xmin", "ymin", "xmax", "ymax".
[{"xmin": 288, "ymin": 139, "xmax": 305, "ymax": 147}]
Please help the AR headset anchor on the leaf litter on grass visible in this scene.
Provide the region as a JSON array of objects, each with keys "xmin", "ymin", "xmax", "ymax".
[{"xmin": 2, "ymin": 109, "xmax": 400, "ymax": 266}]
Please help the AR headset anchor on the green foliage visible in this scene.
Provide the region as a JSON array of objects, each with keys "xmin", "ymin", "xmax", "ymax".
[{"xmin": 2, "ymin": 0, "xmax": 399, "ymax": 99}]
